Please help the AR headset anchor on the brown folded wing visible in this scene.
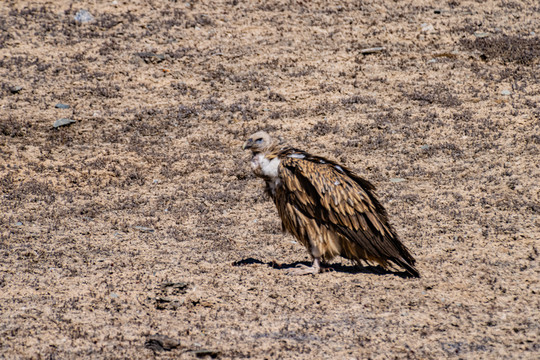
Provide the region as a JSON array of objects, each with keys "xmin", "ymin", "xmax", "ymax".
[{"xmin": 276, "ymin": 148, "xmax": 419, "ymax": 276}]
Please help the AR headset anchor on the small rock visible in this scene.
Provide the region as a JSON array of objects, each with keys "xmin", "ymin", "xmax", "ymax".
[
  {"xmin": 161, "ymin": 282, "xmax": 189, "ymax": 290},
  {"xmin": 192, "ymin": 349, "xmax": 220, "ymax": 358},
  {"xmin": 135, "ymin": 52, "xmax": 166, "ymax": 64},
  {"xmin": 474, "ymin": 32, "xmax": 489, "ymax": 38},
  {"xmin": 134, "ymin": 226, "xmax": 155, "ymax": 233},
  {"xmin": 420, "ymin": 23, "xmax": 434, "ymax": 33},
  {"xmin": 155, "ymin": 296, "xmax": 173, "ymax": 303},
  {"xmin": 199, "ymin": 300, "xmax": 214, "ymax": 308},
  {"xmin": 15, "ymin": 222, "xmax": 23, "ymax": 226},
  {"xmin": 360, "ymin": 47, "xmax": 386, "ymax": 55},
  {"xmin": 501, "ymin": 90, "xmax": 511, "ymax": 96},
  {"xmin": 53, "ymin": 118, "xmax": 76, "ymax": 128},
  {"xmin": 420, "ymin": 145, "xmax": 430, "ymax": 150},
  {"xmin": 55, "ymin": 103, "xmax": 70, "ymax": 109},
  {"xmin": 10, "ymin": 85, "xmax": 23, "ymax": 94},
  {"xmin": 110, "ymin": 292, "xmax": 119, "ymax": 299},
  {"xmin": 74, "ymin": 9, "xmax": 93, "ymax": 23},
  {"xmin": 390, "ymin": 178, "xmax": 406, "ymax": 183},
  {"xmin": 144, "ymin": 334, "xmax": 181, "ymax": 352}
]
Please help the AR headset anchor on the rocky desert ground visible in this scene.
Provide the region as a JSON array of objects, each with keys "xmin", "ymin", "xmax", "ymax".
[{"xmin": 0, "ymin": 0, "xmax": 539, "ymax": 358}]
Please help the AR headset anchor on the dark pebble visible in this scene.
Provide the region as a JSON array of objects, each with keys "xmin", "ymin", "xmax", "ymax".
[
  {"xmin": 53, "ymin": 118, "xmax": 76, "ymax": 128},
  {"xmin": 135, "ymin": 52, "xmax": 166, "ymax": 63},
  {"xmin": 10, "ymin": 85, "xmax": 23, "ymax": 94},
  {"xmin": 193, "ymin": 349, "xmax": 220, "ymax": 358},
  {"xmin": 161, "ymin": 281, "xmax": 189, "ymax": 290},
  {"xmin": 55, "ymin": 103, "xmax": 70, "ymax": 109},
  {"xmin": 144, "ymin": 334, "xmax": 181, "ymax": 352}
]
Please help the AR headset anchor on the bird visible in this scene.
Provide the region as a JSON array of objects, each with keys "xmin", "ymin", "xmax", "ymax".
[{"xmin": 242, "ymin": 131, "xmax": 419, "ymax": 277}]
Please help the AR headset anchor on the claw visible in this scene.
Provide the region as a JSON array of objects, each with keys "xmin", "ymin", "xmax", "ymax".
[{"xmin": 284, "ymin": 258, "xmax": 322, "ymax": 276}]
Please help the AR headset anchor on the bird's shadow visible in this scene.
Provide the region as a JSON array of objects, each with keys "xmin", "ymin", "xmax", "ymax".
[{"xmin": 232, "ymin": 258, "xmax": 413, "ymax": 278}]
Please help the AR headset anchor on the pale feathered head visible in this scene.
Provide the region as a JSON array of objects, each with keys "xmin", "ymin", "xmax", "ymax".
[{"xmin": 242, "ymin": 131, "xmax": 275, "ymax": 153}]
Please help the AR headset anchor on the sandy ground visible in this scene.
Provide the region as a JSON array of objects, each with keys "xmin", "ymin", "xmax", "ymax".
[{"xmin": 1, "ymin": 0, "xmax": 539, "ymax": 358}]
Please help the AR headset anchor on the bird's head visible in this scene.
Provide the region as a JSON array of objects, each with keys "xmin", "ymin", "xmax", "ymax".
[{"xmin": 242, "ymin": 131, "xmax": 274, "ymax": 153}]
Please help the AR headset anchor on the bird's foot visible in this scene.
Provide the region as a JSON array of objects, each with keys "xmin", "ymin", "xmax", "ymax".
[
  {"xmin": 284, "ymin": 258, "xmax": 322, "ymax": 276},
  {"xmin": 322, "ymin": 265, "xmax": 335, "ymax": 272}
]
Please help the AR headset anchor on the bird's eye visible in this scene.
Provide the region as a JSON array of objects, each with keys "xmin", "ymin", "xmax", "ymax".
[{"xmin": 255, "ymin": 138, "xmax": 263, "ymax": 144}]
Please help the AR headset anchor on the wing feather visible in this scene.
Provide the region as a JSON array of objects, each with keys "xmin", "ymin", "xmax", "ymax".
[
  {"xmin": 277, "ymin": 148, "xmax": 418, "ymax": 275},
  {"xmin": 280, "ymin": 151, "xmax": 382, "ymax": 233},
  {"xmin": 349, "ymin": 213, "xmax": 360, "ymax": 230}
]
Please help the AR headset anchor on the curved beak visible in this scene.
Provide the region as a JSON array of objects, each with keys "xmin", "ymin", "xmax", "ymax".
[{"xmin": 242, "ymin": 139, "xmax": 253, "ymax": 150}]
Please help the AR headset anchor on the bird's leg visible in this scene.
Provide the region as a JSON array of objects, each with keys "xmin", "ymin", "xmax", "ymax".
[{"xmin": 285, "ymin": 257, "xmax": 322, "ymax": 276}]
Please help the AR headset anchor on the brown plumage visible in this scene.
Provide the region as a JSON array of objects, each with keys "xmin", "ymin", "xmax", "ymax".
[{"xmin": 243, "ymin": 131, "xmax": 420, "ymax": 277}]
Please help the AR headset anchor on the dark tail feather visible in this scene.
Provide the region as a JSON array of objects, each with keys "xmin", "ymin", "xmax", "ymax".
[{"xmin": 393, "ymin": 257, "xmax": 420, "ymax": 278}]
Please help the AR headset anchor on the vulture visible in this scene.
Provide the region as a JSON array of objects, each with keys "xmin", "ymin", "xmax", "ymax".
[{"xmin": 243, "ymin": 131, "xmax": 419, "ymax": 277}]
